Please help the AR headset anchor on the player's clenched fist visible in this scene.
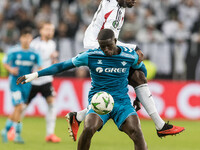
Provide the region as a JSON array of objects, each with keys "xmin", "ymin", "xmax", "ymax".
[{"xmin": 16, "ymin": 72, "xmax": 38, "ymax": 85}]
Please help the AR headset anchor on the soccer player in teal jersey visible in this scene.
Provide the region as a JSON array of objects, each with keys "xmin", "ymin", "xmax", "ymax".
[
  {"xmin": 17, "ymin": 29, "xmax": 148, "ymax": 149},
  {"xmin": 1, "ymin": 28, "xmax": 42, "ymax": 144}
]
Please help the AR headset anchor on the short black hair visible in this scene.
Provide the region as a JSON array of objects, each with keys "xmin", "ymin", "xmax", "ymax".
[
  {"xmin": 97, "ymin": 29, "xmax": 115, "ymax": 41},
  {"xmin": 20, "ymin": 27, "xmax": 32, "ymax": 36}
]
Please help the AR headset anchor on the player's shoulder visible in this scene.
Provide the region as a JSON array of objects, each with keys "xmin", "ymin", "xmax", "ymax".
[
  {"xmin": 7, "ymin": 44, "xmax": 21, "ymax": 55},
  {"xmin": 101, "ymin": 0, "xmax": 119, "ymax": 9},
  {"xmin": 31, "ymin": 36, "xmax": 41, "ymax": 43},
  {"xmin": 102, "ymin": 0, "xmax": 118, "ymax": 5},
  {"xmin": 87, "ymin": 48, "xmax": 104, "ymax": 56},
  {"xmin": 118, "ymin": 46, "xmax": 137, "ymax": 59},
  {"xmin": 28, "ymin": 48, "xmax": 40, "ymax": 55}
]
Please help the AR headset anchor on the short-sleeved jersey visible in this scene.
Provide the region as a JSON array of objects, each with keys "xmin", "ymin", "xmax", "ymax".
[
  {"xmin": 84, "ymin": 0, "xmax": 126, "ymax": 49},
  {"xmin": 72, "ymin": 46, "xmax": 139, "ymax": 102},
  {"xmin": 30, "ymin": 37, "xmax": 56, "ymax": 85},
  {"xmin": 3, "ymin": 44, "xmax": 41, "ymax": 86}
]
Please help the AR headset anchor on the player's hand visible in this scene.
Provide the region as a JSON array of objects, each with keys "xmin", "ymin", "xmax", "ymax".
[
  {"xmin": 16, "ymin": 72, "xmax": 38, "ymax": 85},
  {"xmin": 136, "ymin": 50, "xmax": 144, "ymax": 65},
  {"xmin": 133, "ymin": 97, "xmax": 141, "ymax": 112},
  {"xmin": 10, "ymin": 67, "xmax": 19, "ymax": 76}
]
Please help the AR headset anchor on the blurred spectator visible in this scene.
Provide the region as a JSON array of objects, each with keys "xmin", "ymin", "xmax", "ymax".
[
  {"xmin": 178, "ymin": 0, "xmax": 199, "ymax": 30},
  {"xmin": 0, "ymin": 19, "xmax": 19, "ymax": 51},
  {"xmin": 16, "ymin": 8, "xmax": 35, "ymax": 32},
  {"xmin": 0, "ymin": 0, "xmax": 7, "ymax": 14},
  {"xmin": 0, "ymin": 0, "xmax": 199, "ymax": 79},
  {"xmin": 191, "ymin": 28, "xmax": 200, "ymax": 81},
  {"xmin": 35, "ymin": 4, "xmax": 58, "ymax": 28},
  {"xmin": 162, "ymin": 8, "xmax": 179, "ymax": 41},
  {"xmin": 120, "ymin": 11, "xmax": 141, "ymax": 42},
  {"xmin": 56, "ymin": 21, "xmax": 73, "ymax": 62},
  {"xmin": 172, "ymin": 21, "xmax": 190, "ymax": 80},
  {"xmin": 136, "ymin": 19, "xmax": 165, "ymax": 43},
  {"xmin": 75, "ymin": 24, "xmax": 88, "ymax": 54},
  {"xmin": 62, "ymin": 10, "xmax": 79, "ymax": 38}
]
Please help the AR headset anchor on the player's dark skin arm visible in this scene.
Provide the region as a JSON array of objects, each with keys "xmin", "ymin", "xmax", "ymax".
[{"xmin": 136, "ymin": 50, "xmax": 144, "ymax": 65}]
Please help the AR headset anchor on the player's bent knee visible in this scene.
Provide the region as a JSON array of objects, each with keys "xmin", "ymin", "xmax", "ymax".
[
  {"xmin": 46, "ymin": 96, "xmax": 55, "ymax": 104},
  {"xmin": 83, "ymin": 126, "xmax": 97, "ymax": 138}
]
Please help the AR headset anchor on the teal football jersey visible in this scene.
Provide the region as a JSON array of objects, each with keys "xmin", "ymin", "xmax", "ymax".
[
  {"xmin": 3, "ymin": 44, "xmax": 42, "ymax": 87},
  {"xmin": 72, "ymin": 46, "xmax": 139, "ymax": 102}
]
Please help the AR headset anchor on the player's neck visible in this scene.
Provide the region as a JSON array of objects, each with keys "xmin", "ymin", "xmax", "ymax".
[
  {"xmin": 114, "ymin": 46, "xmax": 121, "ymax": 55},
  {"xmin": 41, "ymin": 36, "xmax": 49, "ymax": 42},
  {"xmin": 21, "ymin": 45, "xmax": 30, "ymax": 50}
]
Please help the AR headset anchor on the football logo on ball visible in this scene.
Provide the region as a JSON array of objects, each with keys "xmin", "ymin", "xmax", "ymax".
[{"xmin": 91, "ymin": 91, "xmax": 114, "ymax": 115}]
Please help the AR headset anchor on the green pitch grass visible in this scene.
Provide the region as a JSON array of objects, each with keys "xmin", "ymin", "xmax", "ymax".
[{"xmin": 0, "ymin": 117, "xmax": 199, "ymax": 150}]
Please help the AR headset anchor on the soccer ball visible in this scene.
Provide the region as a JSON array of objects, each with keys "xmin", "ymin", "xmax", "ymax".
[{"xmin": 91, "ymin": 91, "xmax": 114, "ymax": 115}]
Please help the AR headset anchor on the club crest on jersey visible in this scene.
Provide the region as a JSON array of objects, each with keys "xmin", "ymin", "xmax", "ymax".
[
  {"xmin": 121, "ymin": 61, "xmax": 127, "ymax": 66},
  {"xmin": 30, "ymin": 54, "xmax": 35, "ymax": 60},
  {"xmin": 17, "ymin": 54, "xmax": 22, "ymax": 59},
  {"xmin": 112, "ymin": 20, "xmax": 119, "ymax": 28},
  {"xmin": 97, "ymin": 60, "xmax": 102, "ymax": 64}
]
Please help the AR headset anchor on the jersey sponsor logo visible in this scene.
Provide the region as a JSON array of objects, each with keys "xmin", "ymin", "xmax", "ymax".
[
  {"xmin": 96, "ymin": 67, "xmax": 103, "ymax": 73},
  {"xmin": 96, "ymin": 67, "xmax": 127, "ymax": 73},
  {"xmin": 15, "ymin": 60, "xmax": 34, "ymax": 66},
  {"xmin": 105, "ymin": 68, "xmax": 127, "ymax": 73}
]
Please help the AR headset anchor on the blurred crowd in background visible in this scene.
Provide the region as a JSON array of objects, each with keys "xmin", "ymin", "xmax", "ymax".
[{"xmin": 0, "ymin": 0, "xmax": 200, "ymax": 80}]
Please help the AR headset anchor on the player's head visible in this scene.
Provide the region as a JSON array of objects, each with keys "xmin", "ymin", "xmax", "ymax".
[
  {"xmin": 117, "ymin": 0, "xmax": 136, "ymax": 8},
  {"xmin": 39, "ymin": 21, "xmax": 55, "ymax": 41},
  {"xmin": 97, "ymin": 29, "xmax": 118, "ymax": 56},
  {"xmin": 20, "ymin": 27, "xmax": 33, "ymax": 49}
]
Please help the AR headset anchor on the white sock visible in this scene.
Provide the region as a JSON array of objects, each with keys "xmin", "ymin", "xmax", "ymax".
[
  {"xmin": 46, "ymin": 103, "xmax": 56, "ymax": 136},
  {"xmin": 76, "ymin": 108, "xmax": 87, "ymax": 122},
  {"xmin": 135, "ymin": 84, "xmax": 165, "ymax": 130}
]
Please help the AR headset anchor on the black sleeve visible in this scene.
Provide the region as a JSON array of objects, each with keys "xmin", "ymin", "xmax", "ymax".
[{"xmin": 135, "ymin": 46, "xmax": 140, "ymax": 51}]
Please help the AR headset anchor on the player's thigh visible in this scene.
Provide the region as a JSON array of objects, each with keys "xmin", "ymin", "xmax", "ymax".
[
  {"xmin": 26, "ymin": 85, "xmax": 40, "ymax": 104},
  {"xmin": 10, "ymin": 86, "xmax": 24, "ymax": 106},
  {"xmin": 121, "ymin": 115, "xmax": 146, "ymax": 144},
  {"xmin": 121, "ymin": 115, "xmax": 141, "ymax": 135},
  {"xmin": 40, "ymin": 82, "xmax": 55, "ymax": 100},
  {"xmin": 86, "ymin": 108, "xmax": 109, "ymax": 131},
  {"xmin": 21, "ymin": 83, "xmax": 32, "ymax": 104}
]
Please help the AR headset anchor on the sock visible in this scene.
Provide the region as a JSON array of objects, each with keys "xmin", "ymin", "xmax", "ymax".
[
  {"xmin": 46, "ymin": 103, "xmax": 56, "ymax": 136},
  {"xmin": 76, "ymin": 108, "xmax": 88, "ymax": 122},
  {"xmin": 5, "ymin": 119, "xmax": 13, "ymax": 132},
  {"xmin": 13, "ymin": 122, "xmax": 22, "ymax": 136},
  {"xmin": 135, "ymin": 84, "xmax": 165, "ymax": 130}
]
